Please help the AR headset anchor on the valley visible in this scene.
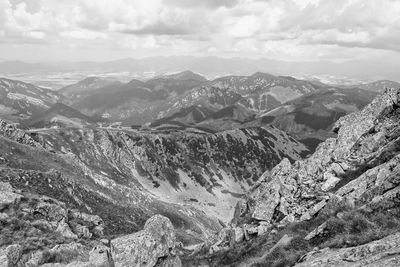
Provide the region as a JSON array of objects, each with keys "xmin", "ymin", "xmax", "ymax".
[{"xmin": 0, "ymin": 69, "xmax": 399, "ymax": 266}]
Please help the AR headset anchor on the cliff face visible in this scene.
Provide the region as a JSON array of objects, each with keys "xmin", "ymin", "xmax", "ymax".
[
  {"xmin": 184, "ymin": 87, "xmax": 400, "ymax": 266},
  {"xmin": 240, "ymin": 87, "xmax": 400, "ymax": 227}
]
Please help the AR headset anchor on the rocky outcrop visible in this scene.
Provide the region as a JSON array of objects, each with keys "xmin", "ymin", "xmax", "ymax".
[
  {"xmin": 238, "ymin": 87, "xmax": 400, "ymax": 228},
  {"xmin": 111, "ymin": 215, "xmax": 181, "ymax": 267},
  {"xmin": 0, "ymin": 119, "xmax": 42, "ymax": 147},
  {"xmin": 296, "ymin": 232, "xmax": 400, "ymax": 267},
  {"xmin": 0, "ymin": 181, "xmax": 22, "ymax": 209},
  {"xmin": 0, "ymin": 181, "xmax": 182, "ymax": 267}
]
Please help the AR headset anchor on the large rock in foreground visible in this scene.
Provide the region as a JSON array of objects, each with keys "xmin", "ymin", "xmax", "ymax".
[
  {"xmin": 295, "ymin": 232, "xmax": 400, "ymax": 267},
  {"xmin": 111, "ymin": 215, "xmax": 182, "ymax": 267}
]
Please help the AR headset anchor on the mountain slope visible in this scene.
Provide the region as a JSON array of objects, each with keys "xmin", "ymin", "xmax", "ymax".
[
  {"xmin": 254, "ymin": 88, "xmax": 378, "ymax": 150},
  {"xmin": 0, "ymin": 119, "xmax": 307, "ymax": 246},
  {"xmin": 21, "ymin": 103, "xmax": 103, "ymax": 128},
  {"xmin": 0, "ymin": 78, "xmax": 60, "ymax": 122},
  {"xmin": 67, "ymin": 71, "xmax": 207, "ymax": 123},
  {"xmin": 145, "ymin": 70, "xmax": 208, "ymax": 95},
  {"xmin": 59, "ymin": 76, "xmax": 121, "ymax": 100},
  {"xmin": 155, "ymin": 73, "xmax": 323, "ymax": 124},
  {"xmin": 34, "ymin": 126, "xmax": 307, "ymax": 222},
  {"xmin": 355, "ymin": 80, "xmax": 400, "ymax": 92},
  {"xmin": 65, "ymin": 72, "xmax": 323, "ymax": 125}
]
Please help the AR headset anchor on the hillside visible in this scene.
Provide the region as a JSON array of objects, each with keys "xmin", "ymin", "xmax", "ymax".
[
  {"xmin": 0, "ymin": 78, "xmax": 60, "ymax": 122},
  {"xmin": 59, "ymin": 77, "xmax": 121, "ymax": 101},
  {"xmin": 21, "ymin": 103, "xmax": 104, "ymax": 129},
  {"xmin": 0, "ymin": 118, "xmax": 307, "ymax": 245}
]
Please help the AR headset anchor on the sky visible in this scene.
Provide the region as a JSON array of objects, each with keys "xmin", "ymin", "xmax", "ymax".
[{"xmin": 1, "ymin": 0, "xmax": 400, "ymax": 63}]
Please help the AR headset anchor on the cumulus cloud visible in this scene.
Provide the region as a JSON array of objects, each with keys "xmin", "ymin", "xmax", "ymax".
[{"xmin": 0, "ymin": 0, "xmax": 400, "ymax": 61}]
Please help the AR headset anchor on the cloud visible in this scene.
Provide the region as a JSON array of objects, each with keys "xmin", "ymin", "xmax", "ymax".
[
  {"xmin": 0, "ymin": 0, "xmax": 400, "ymax": 62},
  {"xmin": 167, "ymin": 0, "xmax": 240, "ymax": 8},
  {"xmin": 120, "ymin": 22, "xmax": 191, "ymax": 36}
]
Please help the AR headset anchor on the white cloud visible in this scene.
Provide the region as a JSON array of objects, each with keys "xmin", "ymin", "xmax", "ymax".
[{"xmin": 0, "ymin": 0, "xmax": 400, "ymax": 61}]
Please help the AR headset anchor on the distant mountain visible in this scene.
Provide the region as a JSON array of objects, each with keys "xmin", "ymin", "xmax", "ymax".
[
  {"xmin": 59, "ymin": 77, "xmax": 121, "ymax": 101},
  {"xmin": 21, "ymin": 103, "xmax": 103, "ymax": 128},
  {"xmin": 0, "ymin": 78, "xmax": 60, "ymax": 122},
  {"xmin": 156, "ymin": 73, "xmax": 323, "ymax": 122},
  {"xmin": 70, "ymin": 79, "xmax": 168, "ymax": 122},
  {"xmin": 354, "ymin": 80, "xmax": 400, "ymax": 92},
  {"xmin": 254, "ymin": 88, "xmax": 378, "ymax": 150},
  {"xmin": 158, "ymin": 70, "xmax": 208, "ymax": 82},
  {"xmin": 150, "ymin": 87, "xmax": 379, "ymax": 150},
  {"xmin": 150, "ymin": 105, "xmax": 215, "ymax": 127},
  {"xmin": 66, "ymin": 71, "xmax": 208, "ymax": 123},
  {"xmin": 145, "ymin": 70, "xmax": 207, "ymax": 95},
  {"xmin": 1, "ymin": 56, "xmax": 400, "ymax": 82}
]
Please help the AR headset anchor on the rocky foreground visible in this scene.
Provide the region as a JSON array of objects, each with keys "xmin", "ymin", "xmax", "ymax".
[
  {"xmin": 0, "ymin": 181, "xmax": 181, "ymax": 266},
  {"xmin": 183, "ymin": 86, "xmax": 400, "ymax": 266}
]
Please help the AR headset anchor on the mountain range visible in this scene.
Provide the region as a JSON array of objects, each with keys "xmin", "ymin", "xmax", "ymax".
[
  {"xmin": 1, "ymin": 56, "xmax": 400, "ymax": 83},
  {"xmin": 1, "ymin": 72, "xmax": 395, "ymax": 152},
  {"xmin": 1, "ymin": 79, "xmax": 399, "ymax": 266}
]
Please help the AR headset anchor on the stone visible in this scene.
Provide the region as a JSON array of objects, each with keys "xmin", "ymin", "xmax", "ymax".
[
  {"xmin": 25, "ymin": 250, "xmax": 44, "ymax": 267},
  {"xmin": 56, "ymin": 218, "xmax": 78, "ymax": 239},
  {"xmin": 321, "ymin": 172, "xmax": 341, "ymax": 191},
  {"xmin": 304, "ymin": 222, "xmax": 327, "ymax": 241},
  {"xmin": 233, "ymin": 227, "xmax": 244, "ymax": 243},
  {"xmin": 0, "ymin": 248, "xmax": 7, "ymax": 267},
  {"xmin": 0, "ymin": 182, "xmax": 22, "ymax": 209},
  {"xmin": 245, "ymin": 225, "xmax": 259, "ymax": 235},
  {"xmin": 88, "ymin": 245, "xmax": 112, "ymax": 267},
  {"xmin": 111, "ymin": 214, "xmax": 181, "ymax": 267},
  {"xmin": 72, "ymin": 223, "xmax": 93, "ymax": 239},
  {"xmin": 250, "ymin": 158, "xmax": 293, "ymax": 222},
  {"xmin": 0, "ymin": 212, "xmax": 9, "ymax": 222},
  {"xmin": 329, "ymin": 162, "xmax": 346, "ymax": 176},
  {"xmin": 6, "ymin": 244, "xmax": 22, "ymax": 267},
  {"xmin": 35, "ymin": 201, "xmax": 67, "ymax": 222},
  {"xmin": 231, "ymin": 200, "xmax": 248, "ymax": 226}
]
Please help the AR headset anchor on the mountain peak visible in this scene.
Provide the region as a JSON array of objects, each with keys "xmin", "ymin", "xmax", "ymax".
[
  {"xmin": 164, "ymin": 70, "xmax": 207, "ymax": 82},
  {"xmin": 250, "ymin": 72, "xmax": 276, "ymax": 79}
]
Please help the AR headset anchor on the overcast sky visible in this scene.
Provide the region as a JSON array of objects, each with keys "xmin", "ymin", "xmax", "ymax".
[{"xmin": 1, "ymin": 0, "xmax": 400, "ymax": 63}]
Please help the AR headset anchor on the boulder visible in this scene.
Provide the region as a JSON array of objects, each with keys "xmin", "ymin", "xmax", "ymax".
[
  {"xmin": 3, "ymin": 244, "xmax": 22, "ymax": 267},
  {"xmin": 56, "ymin": 218, "xmax": 78, "ymax": 239},
  {"xmin": 257, "ymin": 222, "xmax": 270, "ymax": 236},
  {"xmin": 233, "ymin": 227, "xmax": 244, "ymax": 243},
  {"xmin": 0, "ymin": 182, "xmax": 22, "ymax": 209},
  {"xmin": 304, "ymin": 222, "xmax": 327, "ymax": 241},
  {"xmin": 35, "ymin": 201, "xmax": 67, "ymax": 222},
  {"xmin": 321, "ymin": 172, "xmax": 341, "ymax": 191},
  {"xmin": 111, "ymin": 214, "xmax": 181, "ymax": 267}
]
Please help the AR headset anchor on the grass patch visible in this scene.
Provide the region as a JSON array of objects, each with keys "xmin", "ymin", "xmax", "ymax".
[{"xmin": 182, "ymin": 203, "xmax": 400, "ymax": 267}]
